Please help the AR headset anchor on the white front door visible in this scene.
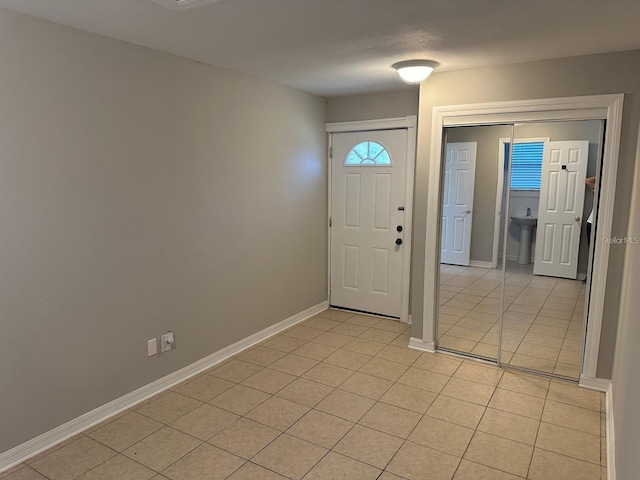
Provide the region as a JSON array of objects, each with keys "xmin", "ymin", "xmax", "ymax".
[
  {"xmin": 534, "ymin": 141, "xmax": 589, "ymax": 279},
  {"xmin": 441, "ymin": 142, "xmax": 477, "ymax": 266},
  {"xmin": 330, "ymin": 129, "xmax": 408, "ymax": 318}
]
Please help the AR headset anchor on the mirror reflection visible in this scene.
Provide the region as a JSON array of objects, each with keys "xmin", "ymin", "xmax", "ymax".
[
  {"xmin": 500, "ymin": 120, "xmax": 603, "ymax": 378},
  {"xmin": 437, "ymin": 120, "xmax": 604, "ymax": 380},
  {"xmin": 438, "ymin": 124, "xmax": 512, "ymax": 361}
]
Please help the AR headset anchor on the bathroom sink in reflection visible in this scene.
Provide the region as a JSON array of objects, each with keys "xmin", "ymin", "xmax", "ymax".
[{"xmin": 510, "ymin": 215, "xmax": 538, "ymax": 226}]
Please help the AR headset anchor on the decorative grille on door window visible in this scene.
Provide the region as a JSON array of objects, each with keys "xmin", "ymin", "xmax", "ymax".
[{"xmin": 345, "ymin": 141, "xmax": 391, "ymax": 165}]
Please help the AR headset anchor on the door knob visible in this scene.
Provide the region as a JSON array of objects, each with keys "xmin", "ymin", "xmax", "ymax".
[
  {"xmin": 397, "ymin": 225, "xmax": 403, "ymax": 232},
  {"xmin": 575, "ymin": 216, "xmax": 581, "ymax": 222},
  {"xmin": 395, "ymin": 238, "xmax": 403, "ymax": 245},
  {"xmin": 464, "ymin": 210, "xmax": 471, "ymax": 214}
]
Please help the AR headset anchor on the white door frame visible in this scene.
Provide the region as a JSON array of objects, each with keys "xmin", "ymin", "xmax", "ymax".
[
  {"xmin": 419, "ymin": 95, "xmax": 623, "ymax": 384},
  {"xmin": 495, "ymin": 137, "xmax": 550, "ymax": 266},
  {"xmin": 326, "ymin": 116, "xmax": 417, "ymax": 324}
]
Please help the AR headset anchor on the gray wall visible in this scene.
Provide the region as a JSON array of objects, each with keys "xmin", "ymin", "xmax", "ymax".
[
  {"xmin": 0, "ymin": 10, "xmax": 327, "ymax": 452},
  {"xmin": 327, "ymin": 89, "xmax": 419, "ymax": 123},
  {"xmin": 412, "ymin": 50, "xmax": 640, "ymax": 379},
  {"xmin": 611, "ymin": 128, "xmax": 640, "ymax": 480}
]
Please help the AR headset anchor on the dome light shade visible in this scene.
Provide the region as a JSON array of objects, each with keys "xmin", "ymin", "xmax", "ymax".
[{"xmin": 392, "ymin": 60, "xmax": 439, "ymax": 84}]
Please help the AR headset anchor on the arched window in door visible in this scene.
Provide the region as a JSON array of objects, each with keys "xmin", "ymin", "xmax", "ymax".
[{"xmin": 345, "ymin": 141, "xmax": 391, "ymax": 165}]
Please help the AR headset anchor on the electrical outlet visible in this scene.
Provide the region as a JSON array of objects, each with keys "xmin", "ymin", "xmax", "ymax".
[
  {"xmin": 161, "ymin": 331, "xmax": 174, "ymax": 353},
  {"xmin": 147, "ymin": 338, "xmax": 157, "ymax": 357}
]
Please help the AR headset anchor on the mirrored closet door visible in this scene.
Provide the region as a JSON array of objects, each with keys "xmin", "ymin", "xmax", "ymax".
[
  {"xmin": 437, "ymin": 124, "xmax": 513, "ymax": 362},
  {"xmin": 498, "ymin": 120, "xmax": 604, "ymax": 379},
  {"xmin": 436, "ymin": 119, "xmax": 605, "ymax": 380}
]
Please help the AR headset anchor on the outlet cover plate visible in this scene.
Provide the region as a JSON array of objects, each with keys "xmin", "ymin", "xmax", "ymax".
[
  {"xmin": 147, "ymin": 339, "xmax": 157, "ymax": 357},
  {"xmin": 161, "ymin": 334, "xmax": 172, "ymax": 352}
]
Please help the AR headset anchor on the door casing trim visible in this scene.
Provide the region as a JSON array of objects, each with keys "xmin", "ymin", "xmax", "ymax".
[
  {"xmin": 422, "ymin": 95, "xmax": 624, "ymax": 379},
  {"xmin": 326, "ymin": 116, "xmax": 417, "ymax": 323}
]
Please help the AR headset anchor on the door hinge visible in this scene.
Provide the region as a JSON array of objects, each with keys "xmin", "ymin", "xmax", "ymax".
[
  {"xmin": 329, "ymin": 217, "xmax": 332, "ymax": 227},
  {"xmin": 329, "ymin": 146, "xmax": 333, "ymax": 159}
]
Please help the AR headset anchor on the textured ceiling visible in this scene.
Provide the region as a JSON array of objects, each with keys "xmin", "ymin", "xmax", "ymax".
[{"xmin": 1, "ymin": 0, "xmax": 639, "ymax": 96}]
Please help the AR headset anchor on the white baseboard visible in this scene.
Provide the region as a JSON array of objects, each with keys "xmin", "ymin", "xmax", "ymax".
[
  {"xmin": 408, "ymin": 337, "xmax": 435, "ymax": 353},
  {"xmin": 606, "ymin": 380, "xmax": 615, "ymax": 480},
  {"xmin": 469, "ymin": 260, "xmax": 493, "ymax": 269},
  {"xmin": 0, "ymin": 301, "xmax": 329, "ymax": 473},
  {"xmin": 579, "ymin": 375, "xmax": 611, "ymax": 392}
]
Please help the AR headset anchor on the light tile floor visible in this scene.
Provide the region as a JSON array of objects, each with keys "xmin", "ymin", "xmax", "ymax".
[
  {"xmin": 439, "ymin": 263, "xmax": 586, "ymax": 379},
  {"xmin": 2, "ymin": 309, "xmax": 606, "ymax": 480}
]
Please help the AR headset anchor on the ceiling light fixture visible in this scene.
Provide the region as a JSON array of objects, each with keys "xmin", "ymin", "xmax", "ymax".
[{"xmin": 392, "ymin": 60, "xmax": 439, "ymax": 84}]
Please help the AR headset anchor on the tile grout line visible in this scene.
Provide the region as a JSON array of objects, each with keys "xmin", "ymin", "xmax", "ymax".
[
  {"xmin": 256, "ymin": 347, "xmax": 393, "ymax": 477},
  {"xmin": 368, "ymin": 358, "xmax": 450, "ymax": 480},
  {"xmin": 216, "ymin": 320, "xmax": 402, "ymax": 477},
  {"xmin": 82, "ymin": 417, "xmax": 172, "ymax": 477},
  {"xmin": 525, "ymin": 377, "xmax": 551, "ymax": 478},
  {"xmin": 131, "ymin": 358, "xmax": 280, "ymax": 477},
  {"xmin": 279, "ymin": 334, "xmax": 424, "ymax": 477},
  {"xmin": 464, "ymin": 367, "xmax": 501, "ymax": 444},
  {"xmin": 212, "ymin": 311, "xmax": 354, "ymax": 479},
  {"xmin": 432, "ymin": 359, "xmax": 472, "ymax": 479}
]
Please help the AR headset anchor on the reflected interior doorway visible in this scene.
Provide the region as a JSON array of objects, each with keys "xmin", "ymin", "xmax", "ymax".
[{"xmin": 436, "ymin": 119, "xmax": 605, "ymax": 381}]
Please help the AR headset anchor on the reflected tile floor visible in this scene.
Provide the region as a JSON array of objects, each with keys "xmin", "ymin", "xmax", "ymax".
[
  {"xmin": 439, "ymin": 263, "xmax": 586, "ymax": 379},
  {"xmin": 2, "ymin": 309, "xmax": 606, "ymax": 480}
]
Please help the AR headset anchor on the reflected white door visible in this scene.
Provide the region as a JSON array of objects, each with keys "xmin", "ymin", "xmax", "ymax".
[
  {"xmin": 330, "ymin": 129, "xmax": 408, "ymax": 318},
  {"xmin": 534, "ymin": 141, "xmax": 589, "ymax": 278},
  {"xmin": 441, "ymin": 142, "xmax": 477, "ymax": 266}
]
